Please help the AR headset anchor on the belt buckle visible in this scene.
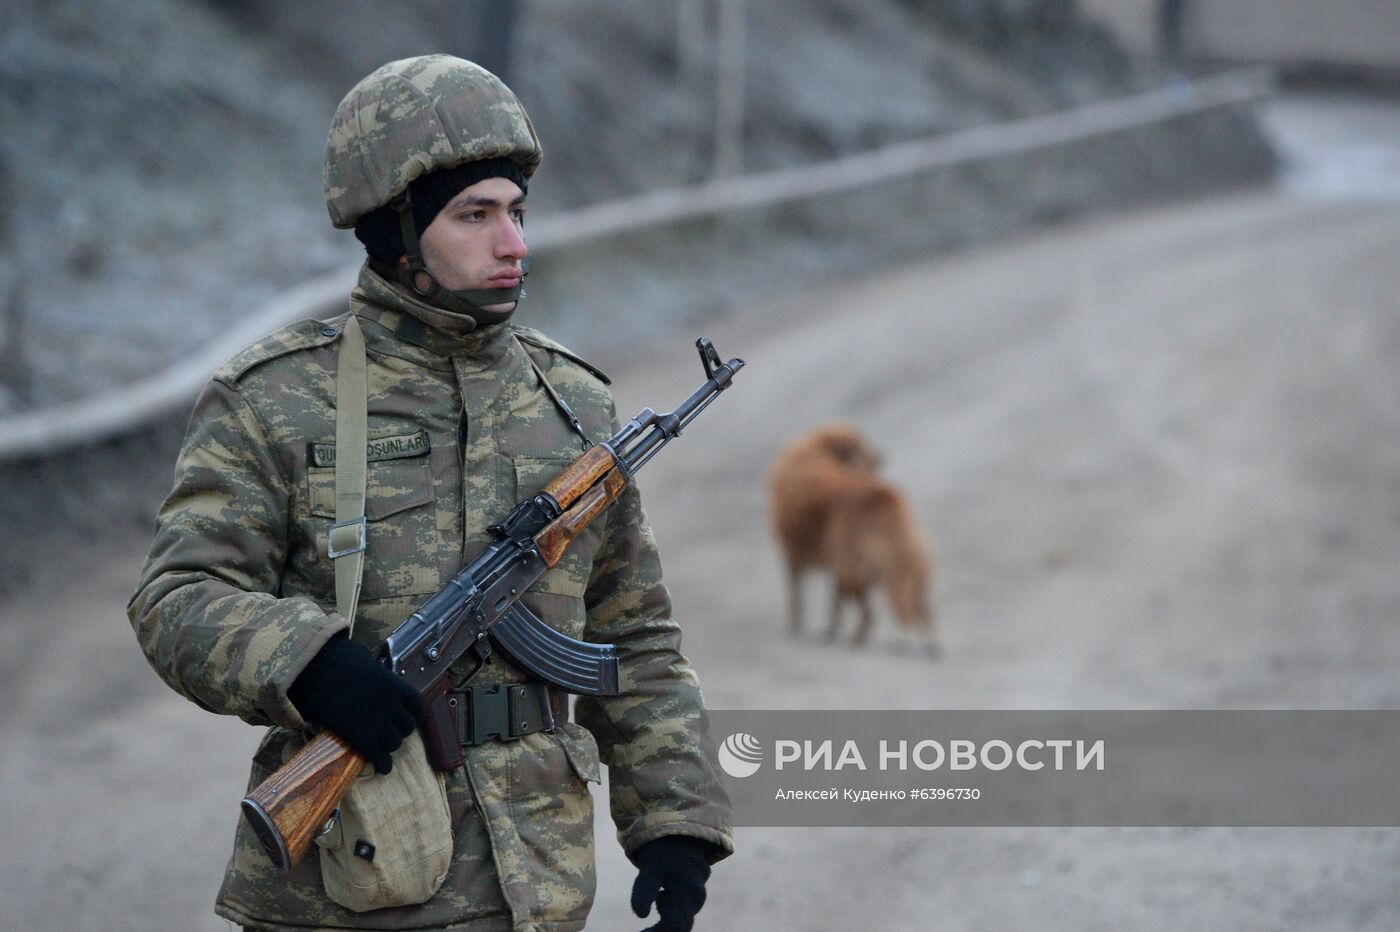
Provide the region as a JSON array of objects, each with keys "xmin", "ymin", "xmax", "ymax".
[
  {"xmin": 463, "ymin": 684, "xmax": 554, "ymax": 746},
  {"xmin": 464, "ymin": 684, "xmax": 510, "ymax": 745}
]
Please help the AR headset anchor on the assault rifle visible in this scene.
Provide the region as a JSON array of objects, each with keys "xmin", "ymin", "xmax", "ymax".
[{"xmin": 241, "ymin": 338, "xmax": 745, "ymax": 870}]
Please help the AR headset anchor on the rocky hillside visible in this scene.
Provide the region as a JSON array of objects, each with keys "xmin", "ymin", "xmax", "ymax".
[{"xmin": 0, "ymin": 0, "xmax": 1273, "ymax": 412}]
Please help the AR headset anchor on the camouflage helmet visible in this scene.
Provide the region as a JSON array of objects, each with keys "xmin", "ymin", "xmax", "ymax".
[{"xmin": 324, "ymin": 54, "xmax": 542, "ymax": 229}]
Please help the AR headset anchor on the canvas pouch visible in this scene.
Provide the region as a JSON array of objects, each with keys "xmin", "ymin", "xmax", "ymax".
[{"xmin": 314, "ymin": 730, "xmax": 454, "ymax": 912}]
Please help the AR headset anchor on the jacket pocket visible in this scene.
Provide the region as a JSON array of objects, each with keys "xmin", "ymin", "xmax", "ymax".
[
  {"xmin": 302, "ymin": 459, "xmax": 440, "ymax": 601},
  {"xmin": 486, "ymin": 729, "xmax": 598, "ymax": 922},
  {"xmin": 306, "ymin": 459, "xmax": 435, "ymax": 520},
  {"xmin": 553, "ymin": 722, "xmax": 602, "ymax": 784}
]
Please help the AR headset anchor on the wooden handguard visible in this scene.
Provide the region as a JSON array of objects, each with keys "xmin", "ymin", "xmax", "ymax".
[
  {"xmin": 536, "ymin": 468, "xmax": 628, "ymax": 567},
  {"xmin": 542, "ymin": 445, "xmax": 617, "ymax": 509},
  {"xmin": 241, "ymin": 731, "xmax": 364, "ymax": 871}
]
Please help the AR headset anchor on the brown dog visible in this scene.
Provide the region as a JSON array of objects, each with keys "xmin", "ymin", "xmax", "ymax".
[{"xmin": 767, "ymin": 423, "xmax": 937, "ymax": 653}]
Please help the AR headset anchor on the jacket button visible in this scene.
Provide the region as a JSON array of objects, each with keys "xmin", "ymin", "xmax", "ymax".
[{"xmin": 321, "ymin": 327, "xmax": 337, "ymax": 337}]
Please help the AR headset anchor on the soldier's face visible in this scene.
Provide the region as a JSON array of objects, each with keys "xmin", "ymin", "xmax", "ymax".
[{"xmin": 406, "ymin": 176, "xmax": 528, "ymax": 313}]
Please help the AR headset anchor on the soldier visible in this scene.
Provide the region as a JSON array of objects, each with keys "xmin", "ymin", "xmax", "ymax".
[{"xmin": 128, "ymin": 55, "xmax": 733, "ymax": 931}]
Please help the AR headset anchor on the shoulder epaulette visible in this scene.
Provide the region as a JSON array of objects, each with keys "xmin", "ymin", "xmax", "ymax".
[
  {"xmin": 511, "ymin": 325, "xmax": 611, "ymax": 385},
  {"xmin": 214, "ymin": 315, "xmax": 347, "ymax": 385}
]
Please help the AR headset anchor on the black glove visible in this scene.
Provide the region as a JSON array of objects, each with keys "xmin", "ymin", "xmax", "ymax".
[
  {"xmin": 288, "ymin": 633, "xmax": 426, "ymax": 774},
  {"xmin": 630, "ymin": 836, "xmax": 719, "ymax": 932}
]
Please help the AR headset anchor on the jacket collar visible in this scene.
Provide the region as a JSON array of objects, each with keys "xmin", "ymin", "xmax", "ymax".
[{"xmin": 349, "ymin": 262, "xmax": 515, "ymax": 361}]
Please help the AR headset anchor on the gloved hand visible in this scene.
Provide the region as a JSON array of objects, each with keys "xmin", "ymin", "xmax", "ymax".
[
  {"xmin": 288, "ymin": 633, "xmax": 426, "ymax": 774},
  {"xmin": 630, "ymin": 835, "xmax": 719, "ymax": 932}
]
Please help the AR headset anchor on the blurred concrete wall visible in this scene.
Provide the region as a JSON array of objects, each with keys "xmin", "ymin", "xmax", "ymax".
[{"xmin": 1081, "ymin": 0, "xmax": 1400, "ymax": 71}]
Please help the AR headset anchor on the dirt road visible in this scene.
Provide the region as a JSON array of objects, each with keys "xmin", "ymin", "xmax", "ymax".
[{"xmin": 4, "ymin": 187, "xmax": 1399, "ymax": 930}]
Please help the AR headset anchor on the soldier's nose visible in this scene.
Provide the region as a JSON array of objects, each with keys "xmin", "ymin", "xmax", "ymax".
[{"xmin": 497, "ymin": 220, "xmax": 528, "ymax": 261}]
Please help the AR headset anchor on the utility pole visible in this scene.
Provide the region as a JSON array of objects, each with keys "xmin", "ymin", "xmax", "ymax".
[
  {"xmin": 0, "ymin": 155, "xmax": 30, "ymax": 409},
  {"xmin": 714, "ymin": 0, "xmax": 747, "ymax": 179},
  {"xmin": 677, "ymin": 0, "xmax": 709, "ymax": 184},
  {"xmin": 466, "ymin": 0, "xmax": 518, "ymax": 85},
  {"xmin": 710, "ymin": 0, "xmax": 748, "ymax": 310},
  {"xmin": 1158, "ymin": 0, "xmax": 1189, "ymax": 79}
]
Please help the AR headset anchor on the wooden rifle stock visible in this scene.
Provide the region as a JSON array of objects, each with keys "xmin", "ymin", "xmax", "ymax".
[{"xmin": 241, "ymin": 731, "xmax": 364, "ymax": 870}]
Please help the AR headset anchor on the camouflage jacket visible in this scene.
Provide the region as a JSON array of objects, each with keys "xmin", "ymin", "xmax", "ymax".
[{"xmin": 127, "ymin": 265, "xmax": 733, "ymax": 931}]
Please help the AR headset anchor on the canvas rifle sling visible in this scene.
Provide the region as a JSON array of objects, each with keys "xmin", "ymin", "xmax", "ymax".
[{"xmin": 329, "ymin": 314, "xmax": 369, "ymax": 634}]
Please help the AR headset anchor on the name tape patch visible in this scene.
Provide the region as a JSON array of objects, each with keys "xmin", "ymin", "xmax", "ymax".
[{"xmin": 309, "ymin": 430, "xmax": 431, "ymax": 468}]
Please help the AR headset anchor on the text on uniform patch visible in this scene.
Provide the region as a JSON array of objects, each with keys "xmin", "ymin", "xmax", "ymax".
[{"xmin": 309, "ymin": 430, "xmax": 431, "ymax": 468}]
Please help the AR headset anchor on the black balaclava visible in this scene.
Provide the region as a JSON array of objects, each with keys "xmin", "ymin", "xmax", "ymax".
[{"xmin": 354, "ymin": 157, "xmax": 529, "ymax": 330}]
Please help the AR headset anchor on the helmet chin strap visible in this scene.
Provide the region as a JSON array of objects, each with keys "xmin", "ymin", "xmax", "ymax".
[{"xmin": 370, "ymin": 190, "xmax": 528, "ymax": 332}]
